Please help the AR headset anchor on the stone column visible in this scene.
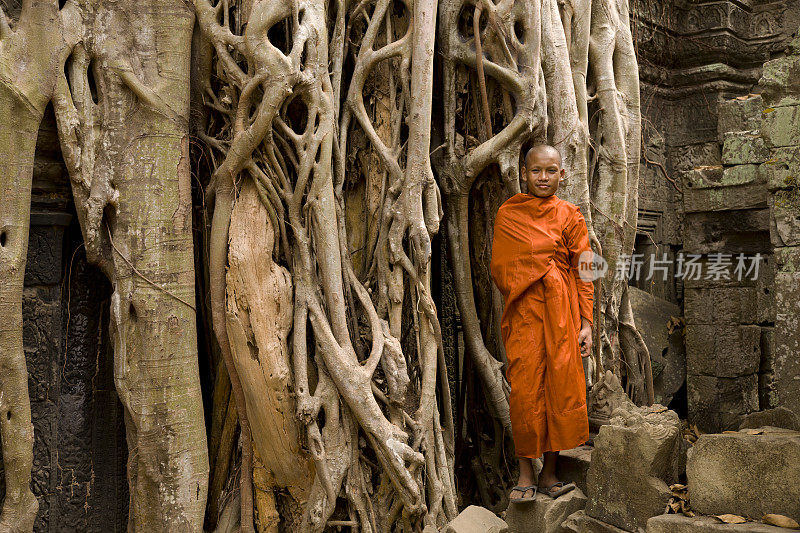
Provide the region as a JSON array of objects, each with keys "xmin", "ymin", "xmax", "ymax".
[{"xmin": 760, "ymin": 37, "xmax": 800, "ymax": 417}]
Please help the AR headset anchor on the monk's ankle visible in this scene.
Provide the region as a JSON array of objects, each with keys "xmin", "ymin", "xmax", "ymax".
[{"xmin": 537, "ymin": 475, "xmax": 559, "ymax": 489}]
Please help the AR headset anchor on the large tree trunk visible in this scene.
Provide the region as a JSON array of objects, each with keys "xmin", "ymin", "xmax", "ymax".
[
  {"xmin": 53, "ymin": 1, "xmax": 209, "ymax": 529},
  {"xmin": 0, "ymin": 82, "xmax": 41, "ymax": 533}
]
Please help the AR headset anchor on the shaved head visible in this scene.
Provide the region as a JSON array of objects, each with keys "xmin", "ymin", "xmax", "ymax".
[
  {"xmin": 522, "ymin": 144, "xmax": 565, "ymax": 197},
  {"xmin": 524, "ymin": 145, "xmax": 562, "ymax": 168}
]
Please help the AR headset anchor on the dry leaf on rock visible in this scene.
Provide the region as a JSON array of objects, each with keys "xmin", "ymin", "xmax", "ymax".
[
  {"xmin": 667, "ymin": 316, "xmax": 684, "ymax": 334},
  {"xmin": 716, "ymin": 514, "xmax": 747, "ymax": 524},
  {"xmin": 763, "ymin": 514, "xmax": 800, "ymax": 529}
]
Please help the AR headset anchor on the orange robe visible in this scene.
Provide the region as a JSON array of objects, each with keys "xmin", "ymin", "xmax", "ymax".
[{"xmin": 490, "ymin": 193, "xmax": 594, "ymax": 458}]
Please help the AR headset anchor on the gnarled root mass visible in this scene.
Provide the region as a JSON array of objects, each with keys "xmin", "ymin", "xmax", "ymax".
[
  {"xmin": 0, "ymin": 2, "xmax": 79, "ymax": 530},
  {"xmin": 195, "ymin": 0, "xmax": 454, "ymax": 530},
  {"xmin": 0, "ymin": 0, "xmax": 646, "ymax": 530},
  {"xmin": 194, "ymin": 0, "xmax": 646, "ymax": 527}
]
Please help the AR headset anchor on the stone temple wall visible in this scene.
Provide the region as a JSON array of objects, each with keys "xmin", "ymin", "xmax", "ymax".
[
  {"xmin": 760, "ymin": 43, "xmax": 800, "ymax": 422},
  {"xmin": 629, "ymin": 0, "xmax": 800, "ymax": 431}
]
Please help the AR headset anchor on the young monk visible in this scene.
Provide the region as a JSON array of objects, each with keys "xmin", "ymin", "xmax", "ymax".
[{"xmin": 490, "ymin": 144, "xmax": 594, "ymax": 502}]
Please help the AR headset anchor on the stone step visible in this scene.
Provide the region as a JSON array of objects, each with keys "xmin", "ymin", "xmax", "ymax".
[
  {"xmin": 585, "ymin": 404, "xmax": 685, "ymax": 532},
  {"xmin": 562, "ymin": 510, "xmax": 629, "ymax": 532},
  {"xmin": 648, "ymin": 514, "xmax": 796, "ymax": 533},
  {"xmin": 686, "ymin": 427, "xmax": 800, "ymax": 523},
  {"xmin": 505, "ymin": 488, "xmax": 587, "ymax": 533}
]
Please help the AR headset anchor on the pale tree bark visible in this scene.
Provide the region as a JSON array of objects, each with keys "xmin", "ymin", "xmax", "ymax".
[
  {"xmin": 0, "ymin": 0, "xmax": 647, "ymax": 528},
  {"xmin": 52, "ymin": 1, "xmax": 209, "ymax": 530}
]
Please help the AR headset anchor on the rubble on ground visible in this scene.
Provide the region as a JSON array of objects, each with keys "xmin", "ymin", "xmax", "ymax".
[
  {"xmin": 505, "ymin": 488, "xmax": 586, "ymax": 533},
  {"xmin": 686, "ymin": 427, "xmax": 800, "ymax": 523},
  {"xmin": 585, "ymin": 373, "xmax": 686, "ymax": 532},
  {"xmin": 444, "ymin": 505, "xmax": 508, "ymax": 533},
  {"xmin": 647, "ymin": 514, "xmax": 796, "ymax": 532}
]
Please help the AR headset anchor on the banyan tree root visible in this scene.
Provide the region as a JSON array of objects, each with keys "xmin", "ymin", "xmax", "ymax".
[
  {"xmin": 195, "ymin": 0, "xmax": 455, "ymax": 529},
  {"xmin": 225, "ymin": 180, "xmax": 315, "ymax": 502},
  {"xmin": 585, "ymin": 0, "xmax": 651, "ymax": 404},
  {"xmin": 0, "ymin": 56, "xmax": 41, "ymax": 533},
  {"xmin": 53, "ymin": 1, "xmax": 210, "ymax": 530}
]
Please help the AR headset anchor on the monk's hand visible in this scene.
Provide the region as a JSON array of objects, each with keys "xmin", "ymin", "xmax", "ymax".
[{"xmin": 578, "ymin": 317, "xmax": 592, "ymax": 358}]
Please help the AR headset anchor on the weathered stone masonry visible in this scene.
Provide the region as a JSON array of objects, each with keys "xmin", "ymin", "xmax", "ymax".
[{"xmin": 632, "ymin": 0, "xmax": 800, "ymax": 432}]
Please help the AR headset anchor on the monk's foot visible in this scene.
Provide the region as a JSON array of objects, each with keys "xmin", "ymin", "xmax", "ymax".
[
  {"xmin": 509, "ymin": 485, "xmax": 537, "ymax": 502},
  {"xmin": 538, "ymin": 480, "xmax": 576, "ymax": 499}
]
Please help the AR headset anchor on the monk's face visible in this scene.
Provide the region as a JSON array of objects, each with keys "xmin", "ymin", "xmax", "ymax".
[{"xmin": 524, "ymin": 149, "xmax": 564, "ymax": 197}]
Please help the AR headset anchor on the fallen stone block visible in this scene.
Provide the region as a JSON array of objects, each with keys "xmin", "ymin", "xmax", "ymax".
[
  {"xmin": 585, "ymin": 373, "xmax": 685, "ymax": 532},
  {"xmin": 505, "ymin": 489, "xmax": 587, "ymax": 533},
  {"xmin": 686, "ymin": 428, "xmax": 800, "ymax": 522},
  {"xmin": 739, "ymin": 407, "xmax": 800, "ymax": 431},
  {"xmin": 647, "ymin": 514, "xmax": 793, "ymax": 533},
  {"xmin": 444, "ymin": 505, "xmax": 508, "ymax": 533},
  {"xmin": 558, "ymin": 445, "xmax": 592, "ymax": 496},
  {"xmin": 628, "ymin": 287, "xmax": 685, "ymax": 407},
  {"xmin": 562, "ymin": 510, "xmax": 629, "ymax": 533}
]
